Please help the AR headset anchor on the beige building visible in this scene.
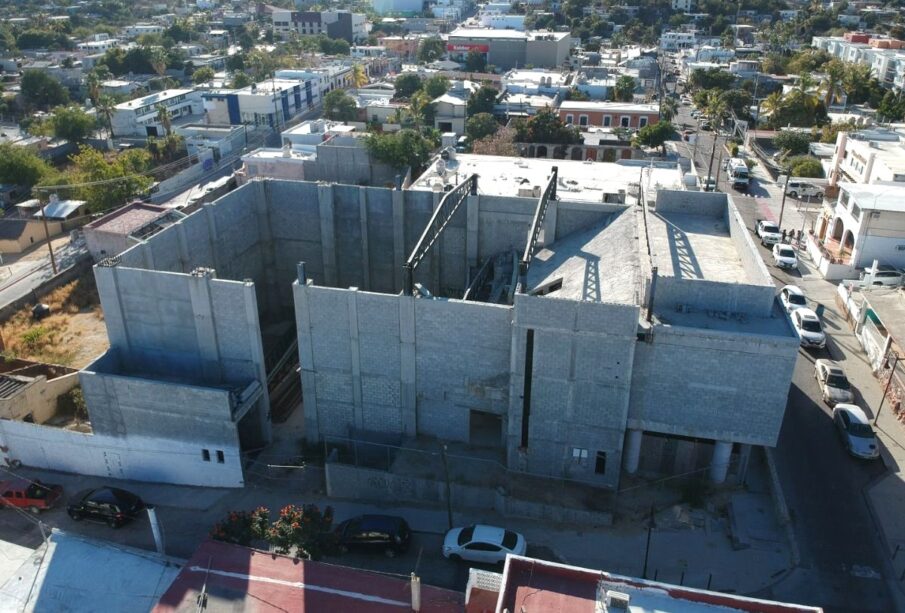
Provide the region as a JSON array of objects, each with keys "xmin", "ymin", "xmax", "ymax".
[
  {"xmin": 0, "ymin": 360, "xmax": 79, "ymax": 424},
  {"xmin": 0, "ymin": 219, "xmax": 62, "ymax": 254}
]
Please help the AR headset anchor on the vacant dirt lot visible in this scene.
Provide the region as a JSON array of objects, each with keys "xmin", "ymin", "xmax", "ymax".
[{"xmin": 1, "ymin": 273, "xmax": 108, "ymax": 368}]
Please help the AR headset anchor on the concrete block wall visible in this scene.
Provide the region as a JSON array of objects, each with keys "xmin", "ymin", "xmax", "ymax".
[
  {"xmin": 552, "ymin": 202, "xmax": 623, "ymax": 242},
  {"xmin": 654, "ymin": 189, "xmax": 726, "ymax": 217},
  {"xmin": 725, "ymin": 200, "xmax": 774, "ymax": 290},
  {"xmin": 653, "ymin": 276, "xmax": 776, "ymax": 318},
  {"xmin": 627, "ymin": 324, "xmax": 799, "ymax": 446},
  {"xmin": 508, "ymin": 294, "xmax": 639, "ymax": 488}
]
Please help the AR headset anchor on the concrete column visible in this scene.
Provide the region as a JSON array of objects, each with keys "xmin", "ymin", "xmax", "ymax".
[
  {"xmin": 294, "ymin": 266, "xmax": 320, "ymax": 444},
  {"xmin": 242, "ymin": 280, "xmax": 272, "ymax": 445},
  {"xmin": 358, "ymin": 189, "xmax": 371, "ymax": 291},
  {"xmin": 317, "ymin": 183, "xmax": 338, "ymax": 287},
  {"xmin": 542, "ymin": 199, "xmax": 558, "ymax": 246},
  {"xmin": 392, "ymin": 190, "xmax": 405, "ymax": 292},
  {"xmin": 203, "ymin": 204, "xmax": 222, "ymax": 273},
  {"xmin": 187, "ymin": 268, "xmax": 222, "ymax": 382},
  {"xmin": 255, "ymin": 182, "xmax": 278, "ymax": 315},
  {"xmin": 347, "ymin": 288, "xmax": 363, "ymax": 430},
  {"xmin": 709, "ymin": 440, "xmax": 733, "ymax": 484},
  {"xmin": 623, "ymin": 428, "xmax": 643, "ymax": 474},
  {"xmin": 399, "ymin": 294, "xmax": 417, "ymax": 437},
  {"xmin": 93, "ymin": 265, "xmax": 131, "ymax": 353},
  {"xmin": 466, "ymin": 194, "xmax": 479, "ymax": 269},
  {"xmin": 176, "ymin": 221, "xmax": 190, "ymax": 272}
]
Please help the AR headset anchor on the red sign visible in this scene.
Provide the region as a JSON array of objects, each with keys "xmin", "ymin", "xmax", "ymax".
[{"xmin": 446, "ymin": 43, "xmax": 489, "ymax": 53}]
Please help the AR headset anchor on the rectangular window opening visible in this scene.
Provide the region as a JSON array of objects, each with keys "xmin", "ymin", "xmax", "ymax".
[
  {"xmin": 202, "ymin": 449, "xmax": 211, "ymax": 462},
  {"xmin": 595, "ymin": 451, "xmax": 607, "ymax": 474},
  {"xmin": 216, "ymin": 450, "xmax": 225, "ymax": 464}
]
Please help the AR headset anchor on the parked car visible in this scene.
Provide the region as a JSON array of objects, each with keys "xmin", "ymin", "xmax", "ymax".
[
  {"xmin": 791, "ymin": 308, "xmax": 826, "ymax": 349},
  {"xmin": 755, "ymin": 220, "xmax": 781, "ymax": 246},
  {"xmin": 0, "ymin": 479, "xmax": 62, "ymax": 514},
  {"xmin": 335, "ymin": 514, "xmax": 411, "ymax": 557},
  {"xmin": 815, "ymin": 359, "xmax": 854, "ymax": 406},
  {"xmin": 779, "ymin": 285, "xmax": 807, "ymax": 313},
  {"xmin": 67, "ymin": 487, "xmax": 145, "ymax": 528},
  {"xmin": 772, "ymin": 243, "xmax": 798, "ymax": 269},
  {"xmin": 442, "ymin": 524, "xmax": 527, "ymax": 565},
  {"xmin": 860, "ymin": 264, "xmax": 905, "ymax": 287},
  {"xmin": 785, "ymin": 180, "xmax": 823, "ymax": 200},
  {"xmin": 833, "ymin": 404, "xmax": 880, "ymax": 460}
]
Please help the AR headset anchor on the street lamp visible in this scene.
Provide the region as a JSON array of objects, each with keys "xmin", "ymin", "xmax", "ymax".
[{"xmin": 874, "ymin": 352, "xmax": 902, "ymax": 426}]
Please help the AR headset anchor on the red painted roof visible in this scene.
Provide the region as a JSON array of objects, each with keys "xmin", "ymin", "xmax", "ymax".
[{"xmin": 153, "ymin": 540, "xmax": 464, "ymax": 613}]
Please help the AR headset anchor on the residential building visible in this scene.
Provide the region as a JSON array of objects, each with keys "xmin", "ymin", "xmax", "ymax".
[
  {"xmin": 828, "ymin": 129, "xmax": 905, "ymax": 186},
  {"xmin": 175, "ymin": 123, "xmax": 248, "ymax": 159},
  {"xmin": 502, "ymin": 69, "xmax": 573, "ymax": 97},
  {"xmin": 0, "ymin": 218, "xmax": 62, "ymax": 253},
  {"xmin": 478, "ymin": 13, "xmax": 526, "ymax": 30},
  {"xmin": 83, "ymin": 202, "xmax": 185, "ymax": 261},
  {"xmin": 371, "ymin": 0, "xmax": 425, "ymax": 14},
  {"xmin": 275, "ymin": 65, "xmax": 352, "ymax": 94},
  {"xmin": 559, "ymin": 101, "xmax": 659, "ymax": 129},
  {"xmin": 271, "ymin": 10, "xmax": 367, "ymax": 43},
  {"xmin": 433, "ymin": 93, "xmax": 467, "ymax": 133},
  {"xmin": 660, "ymin": 30, "xmax": 697, "ymax": 51},
  {"xmin": 446, "ymin": 28, "xmax": 571, "ymax": 70},
  {"xmin": 111, "ymin": 89, "xmax": 204, "ymax": 137},
  {"xmin": 202, "ymin": 78, "xmax": 319, "ymax": 128},
  {"xmin": 381, "ymin": 35, "xmax": 421, "ymax": 59},
  {"xmin": 810, "ymin": 182, "xmax": 905, "ymax": 279},
  {"xmin": 671, "ymin": 0, "xmax": 695, "ymax": 11},
  {"xmin": 122, "ymin": 23, "xmax": 165, "ymax": 38}
]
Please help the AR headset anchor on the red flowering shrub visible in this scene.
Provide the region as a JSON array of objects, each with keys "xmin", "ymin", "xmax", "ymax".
[{"xmin": 210, "ymin": 504, "xmax": 337, "ymax": 559}]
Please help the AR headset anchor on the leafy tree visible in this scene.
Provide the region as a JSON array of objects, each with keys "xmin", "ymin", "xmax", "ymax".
[
  {"xmin": 0, "ymin": 143, "xmax": 54, "ymax": 187},
  {"xmin": 408, "ymin": 90, "xmax": 434, "ymax": 127},
  {"xmin": 226, "ymin": 54, "xmax": 246, "ymax": 72},
  {"xmin": 568, "ymin": 88, "xmax": 589, "ymax": 102},
  {"xmin": 613, "ymin": 75, "xmax": 636, "ymax": 102},
  {"xmin": 60, "ymin": 147, "xmax": 153, "ymax": 213},
  {"xmin": 210, "ymin": 505, "xmax": 338, "ymax": 560},
  {"xmin": 471, "ymin": 126, "xmax": 519, "ymax": 156},
  {"xmin": 465, "ymin": 113, "xmax": 499, "ymax": 142},
  {"xmin": 785, "ymin": 49, "xmax": 832, "ymax": 75},
  {"xmin": 773, "ymin": 130, "xmax": 812, "ymax": 156},
  {"xmin": 817, "ymin": 119, "xmax": 858, "ymax": 144},
  {"xmin": 192, "ymin": 66, "xmax": 216, "ymax": 85},
  {"xmin": 688, "ymin": 68, "xmax": 734, "ymax": 91},
  {"xmin": 165, "ymin": 20, "xmax": 196, "ymax": 43},
  {"xmin": 422, "ymin": 75, "xmax": 450, "ymax": 99},
  {"xmin": 319, "ymin": 37, "xmax": 350, "ymax": 55},
  {"xmin": 323, "ymin": 89, "xmax": 358, "ymax": 122},
  {"xmin": 16, "ymin": 29, "xmax": 73, "ymax": 50},
  {"xmin": 394, "ymin": 73, "xmax": 422, "ymax": 99},
  {"xmin": 365, "ymin": 129, "xmax": 435, "ymax": 171},
  {"xmin": 20, "ymin": 70, "xmax": 68, "ymax": 110},
  {"xmin": 231, "ymin": 72, "xmax": 253, "ymax": 89},
  {"xmin": 466, "ymin": 84, "xmax": 498, "ymax": 116},
  {"xmin": 513, "ymin": 108, "xmax": 581, "ymax": 144},
  {"xmin": 417, "ymin": 37, "xmax": 445, "ymax": 63},
  {"xmin": 351, "ymin": 64, "xmax": 368, "ymax": 88},
  {"xmin": 633, "ymin": 121, "xmax": 674, "ymax": 154},
  {"xmin": 879, "ymin": 90, "xmax": 905, "ymax": 122},
  {"xmin": 149, "ymin": 47, "xmax": 169, "ymax": 79},
  {"xmin": 464, "ymin": 49, "xmax": 487, "ymax": 73},
  {"xmin": 786, "ymin": 155, "xmax": 823, "ymax": 178},
  {"xmin": 49, "ymin": 106, "xmax": 97, "ymax": 143}
]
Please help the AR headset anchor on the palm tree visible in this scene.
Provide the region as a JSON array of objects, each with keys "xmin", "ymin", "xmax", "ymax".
[
  {"xmin": 149, "ymin": 47, "xmax": 169, "ymax": 82},
  {"xmin": 661, "ymin": 97, "xmax": 677, "ymax": 122},
  {"xmin": 156, "ymin": 104, "xmax": 172, "ymax": 137},
  {"xmin": 820, "ymin": 59, "xmax": 846, "ymax": 108},
  {"xmin": 86, "ymin": 71, "xmax": 101, "ymax": 106},
  {"xmin": 842, "ymin": 63, "xmax": 873, "ymax": 107},
  {"xmin": 760, "ymin": 91, "xmax": 784, "ymax": 121},
  {"xmin": 351, "ymin": 64, "xmax": 368, "ymax": 88},
  {"xmin": 97, "ymin": 95, "xmax": 116, "ymax": 138}
]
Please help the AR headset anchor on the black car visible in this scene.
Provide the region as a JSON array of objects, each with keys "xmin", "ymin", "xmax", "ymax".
[
  {"xmin": 66, "ymin": 487, "xmax": 145, "ymax": 528},
  {"xmin": 335, "ymin": 514, "xmax": 411, "ymax": 557}
]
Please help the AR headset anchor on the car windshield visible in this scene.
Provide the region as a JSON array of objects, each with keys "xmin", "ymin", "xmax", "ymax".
[
  {"xmin": 502, "ymin": 530, "xmax": 518, "ymax": 550},
  {"xmin": 826, "ymin": 374, "xmax": 850, "ymax": 389},
  {"xmin": 801, "ymin": 319, "xmax": 822, "ymax": 333},
  {"xmin": 25, "ymin": 484, "xmax": 49, "ymax": 499},
  {"xmin": 763, "ymin": 224, "xmax": 779, "ymax": 233},
  {"xmin": 788, "ymin": 294, "xmax": 806, "ymax": 305},
  {"xmin": 457, "ymin": 526, "xmax": 475, "ymax": 546},
  {"xmin": 849, "ymin": 422, "xmax": 874, "ymax": 438},
  {"xmin": 779, "ymin": 248, "xmax": 795, "ymax": 258}
]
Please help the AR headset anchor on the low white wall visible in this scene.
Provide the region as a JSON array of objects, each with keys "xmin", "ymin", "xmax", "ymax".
[{"xmin": 0, "ymin": 420, "xmax": 244, "ymax": 488}]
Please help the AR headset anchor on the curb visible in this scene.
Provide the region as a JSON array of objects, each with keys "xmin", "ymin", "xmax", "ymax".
[{"xmin": 762, "ymin": 447, "xmax": 801, "ymax": 567}]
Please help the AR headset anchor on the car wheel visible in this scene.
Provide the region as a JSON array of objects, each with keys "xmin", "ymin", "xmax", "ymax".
[
  {"xmin": 68, "ymin": 510, "xmax": 82, "ymax": 521},
  {"xmin": 789, "ymin": 191, "xmax": 798, "ymax": 199},
  {"xmin": 449, "ymin": 554, "xmax": 462, "ymax": 562},
  {"xmin": 28, "ymin": 506, "xmax": 39, "ymax": 515},
  {"xmin": 106, "ymin": 517, "xmax": 119, "ymax": 529},
  {"xmin": 385, "ymin": 548, "xmax": 397, "ymax": 559}
]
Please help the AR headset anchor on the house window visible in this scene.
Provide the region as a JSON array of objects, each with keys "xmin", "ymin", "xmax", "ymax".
[
  {"xmin": 603, "ymin": 115, "xmax": 612, "ymax": 127},
  {"xmin": 565, "ymin": 114, "xmax": 574, "ymax": 124},
  {"xmin": 620, "ymin": 116, "xmax": 630, "ymax": 128},
  {"xmin": 595, "ymin": 451, "xmax": 607, "ymax": 474},
  {"xmin": 216, "ymin": 450, "xmax": 225, "ymax": 464},
  {"xmin": 839, "ymin": 190, "xmax": 850, "ymax": 208},
  {"xmin": 639, "ymin": 117, "xmax": 648, "ymax": 128},
  {"xmin": 851, "ymin": 203, "xmax": 861, "ymax": 221},
  {"xmin": 571, "ymin": 447, "xmax": 589, "ymax": 463},
  {"xmin": 202, "ymin": 449, "xmax": 211, "ymax": 462},
  {"xmin": 579, "ymin": 115, "xmax": 589, "ymax": 126}
]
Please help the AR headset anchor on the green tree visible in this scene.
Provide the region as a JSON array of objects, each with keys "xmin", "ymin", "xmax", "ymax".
[
  {"xmin": 879, "ymin": 90, "xmax": 905, "ymax": 122},
  {"xmin": 0, "ymin": 143, "xmax": 54, "ymax": 187},
  {"xmin": 773, "ymin": 130, "xmax": 812, "ymax": 156},
  {"xmin": 464, "ymin": 49, "xmax": 487, "ymax": 72},
  {"xmin": 633, "ymin": 120, "xmax": 674, "ymax": 154},
  {"xmin": 786, "ymin": 155, "xmax": 823, "ymax": 178},
  {"xmin": 49, "ymin": 106, "xmax": 97, "ymax": 143},
  {"xmin": 319, "ymin": 37, "xmax": 350, "ymax": 55},
  {"xmin": 192, "ymin": 66, "xmax": 216, "ymax": 85},
  {"xmin": 156, "ymin": 105, "xmax": 172, "ymax": 136},
  {"xmin": 613, "ymin": 75, "xmax": 636, "ymax": 102},
  {"xmin": 231, "ymin": 72, "xmax": 253, "ymax": 89},
  {"xmin": 467, "ymin": 84, "xmax": 499, "ymax": 116},
  {"xmin": 513, "ymin": 108, "xmax": 580, "ymax": 144},
  {"xmin": 60, "ymin": 147, "xmax": 153, "ymax": 213},
  {"xmin": 394, "ymin": 73, "xmax": 423, "ymax": 99},
  {"xmin": 323, "ymin": 89, "xmax": 358, "ymax": 122},
  {"xmin": 471, "ymin": 126, "xmax": 518, "ymax": 156},
  {"xmin": 365, "ymin": 129, "xmax": 435, "ymax": 171},
  {"xmin": 20, "ymin": 70, "xmax": 68, "ymax": 110},
  {"xmin": 568, "ymin": 88, "xmax": 590, "ymax": 102},
  {"xmin": 422, "ymin": 75, "xmax": 450, "ymax": 99},
  {"xmin": 688, "ymin": 68, "xmax": 734, "ymax": 91},
  {"xmin": 96, "ymin": 95, "xmax": 116, "ymax": 138},
  {"xmin": 465, "ymin": 112, "xmax": 499, "ymax": 142},
  {"xmin": 148, "ymin": 47, "xmax": 169, "ymax": 80},
  {"xmin": 417, "ymin": 37, "xmax": 445, "ymax": 63}
]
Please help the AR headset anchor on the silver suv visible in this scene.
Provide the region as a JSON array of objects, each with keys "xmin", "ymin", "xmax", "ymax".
[{"xmin": 863, "ymin": 264, "xmax": 905, "ymax": 287}]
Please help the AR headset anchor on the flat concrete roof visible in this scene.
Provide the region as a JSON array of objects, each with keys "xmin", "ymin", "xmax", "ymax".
[
  {"xmin": 85, "ymin": 202, "xmax": 169, "ymax": 234},
  {"xmin": 647, "ymin": 211, "xmax": 747, "ymax": 283},
  {"xmin": 412, "ymin": 155, "xmax": 684, "ymax": 204},
  {"xmin": 839, "ymin": 181, "xmax": 905, "ymax": 212},
  {"xmin": 527, "ymin": 208, "xmax": 640, "ymax": 305},
  {"xmin": 657, "ymin": 302, "xmax": 796, "ymax": 337},
  {"xmin": 863, "ymin": 288, "xmax": 905, "ymax": 345}
]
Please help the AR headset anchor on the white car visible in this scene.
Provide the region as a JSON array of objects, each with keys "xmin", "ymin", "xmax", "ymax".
[
  {"xmin": 791, "ymin": 308, "xmax": 826, "ymax": 349},
  {"xmin": 833, "ymin": 404, "xmax": 879, "ymax": 460},
  {"xmin": 442, "ymin": 524, "xmax": 526, "ymax": 565},
  {"xmin": 815, "ymin": 359, "xmax": 854, "ymax": 406},
  {"xmin": 779, "ymin": 285, "xmax": 807, "ymax": 313},
  {"xmin": 861, "ymin": 264, "xmax": 905, "ymax": 287},
  {"xmin": 772, "ymin": 244, "xmax": 798, "ymax": 269}
]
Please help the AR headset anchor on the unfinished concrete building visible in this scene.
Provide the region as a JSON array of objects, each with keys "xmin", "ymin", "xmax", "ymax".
[{"xmin": 7, "ymin": 156, "xmax": 799, "ymax": 489}]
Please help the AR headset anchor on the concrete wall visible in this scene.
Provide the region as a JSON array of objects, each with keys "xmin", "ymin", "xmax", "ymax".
[
  {"xmin": 628, "ymin": 324, "xmax": 799, "ymax": 446},
  {"xmin": 654, "ymin": 189, "xmax": 727, "ymax": 217},
  {"xmin": 0, "ymin": 420, "xmax": 244, "ymax": 487},
  {"xmin": 0, "ymin": 372, "xmax": 79, "ymax": 424},
  {"xmin": 653, "ymin": 275, "xmax": 776, "ymax": 318}
]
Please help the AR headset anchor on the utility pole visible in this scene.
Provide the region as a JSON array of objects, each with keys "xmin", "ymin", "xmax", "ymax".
[
  {"xmin": 39, "ymin": 198, "xmax": 57, "ymax": 275},
  {"xmin": 705, "ymin": 131, "xmax": 718, "ymax": 190},
  {"xmin": 440, "ymin": 444, "xmax": 453, "ymax": 531},
  {"xmin": 778, "ymin": 173, "xmax": 791, "ymax": 228}
]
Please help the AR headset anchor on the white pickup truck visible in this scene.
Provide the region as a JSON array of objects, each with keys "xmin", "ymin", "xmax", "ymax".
[{"xmin": 755, "ymin": 219, "xmax": 781, "ymax": 246}]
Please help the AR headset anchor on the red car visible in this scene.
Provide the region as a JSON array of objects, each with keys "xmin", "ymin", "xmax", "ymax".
[{"xmin": 0, "ymin": 478, "xmax": 63, "ymax": 513}]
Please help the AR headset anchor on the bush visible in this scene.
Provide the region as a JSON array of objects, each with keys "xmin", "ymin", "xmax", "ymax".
[
  {"xmin": 210, "ymin": 505, "xmax": 339, "ymax": 560},
  {"xmin": 730, "ymin": 144, "xmax": 739, "ymax": 157},
  {"xmin": 786, "ymin": 155, "xmax": 824, "ymax": 178}
]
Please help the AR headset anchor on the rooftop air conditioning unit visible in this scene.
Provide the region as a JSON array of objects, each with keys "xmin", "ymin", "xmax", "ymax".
[{"xmin": 605, "ymin": 591, "xmax": 631, "ymax": 611}]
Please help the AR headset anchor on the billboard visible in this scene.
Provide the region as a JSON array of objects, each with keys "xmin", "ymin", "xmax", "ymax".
[{"xmin": 446, "ymin": 43, "xmax": 490, "ymax": 53}]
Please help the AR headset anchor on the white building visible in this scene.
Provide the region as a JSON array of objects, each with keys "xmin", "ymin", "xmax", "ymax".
[
  {"xmin": 502, "ymin": 69, "xmax": 572, "ymax": 96},
  {"xmin": 660, "ymin": 30, "xmax": 697, "ymax": 51},
  {"xmin": 371, "ymin": 0, "xmax": 424, "ymax": 14},
  {"xmin": 478, "ymin": 13, "xmax": 526, "ymax": 30},
  {"xmin": 202, "ymin": 79, "xmax": 320, "ymax": 128},
  {"xmin": 828, "ymin": 130, "xmax": 905, "ymax": 187},
  {"xmin": 77, "ymin": 38, "xmax": 123, "ymax": 53},
  {"xmin": 671, "ymin": 0, "xmax": 695, "ymax": 12},
  {"xmin": 275, "ymin": 66, "xmax": 352, "ymax": 95},
  {"xmin": 122, "ymin": 23, "xmax": 165, "ymax": 39},
  {"xmin": 111, "ymin": 89, "xmax": 203, "ymax": 137}
]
